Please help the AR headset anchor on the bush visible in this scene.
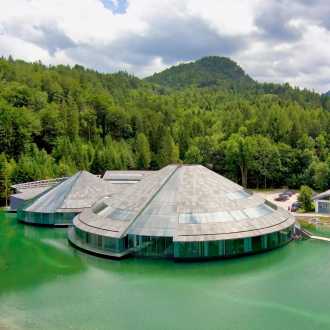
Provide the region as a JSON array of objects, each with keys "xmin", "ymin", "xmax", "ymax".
[{"xmin": 298, "ymin": 185, "xmax": 314, "ymax": 212}]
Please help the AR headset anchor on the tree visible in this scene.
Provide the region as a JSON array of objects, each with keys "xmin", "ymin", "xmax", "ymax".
[
  {"xmin": 298, "ymin": 185, "xmax": 314, "ymax": 212},
  {"xmin": 63, "ymin": 96, "xmax": 79, "ymax": 141},
  {"xmin": 184, "ymin": 145, "xmax": 203, "ymax": 164},
  {"xmin": 39, "ymin": 103, "xmax": 64, "ymax": 151},
  {"xmin": 57, "ymin": 159, "xmax": 77, "ymax": 177},
  {"xmin": 251, "ymin": 136, "xmax": 281, "ymax": 188},
  {"xmin": 277, "ymin": 143, "xmax": 296, "ymax": 187},
  {"xmin": 0, "ymin": 100, "xmax": 41, "ymax": 159},
  {"xmin": 266, "ymin": 104, "xmax": 291, "ymax": 142},
  {"xmin": 312, "ymin": 161, "xmax": 329, "ymax": 191},
  {"xmin": 136, "ymin": 133, "xmax": 151, "ymax": 169},
  {"xmin": 158, "ymin": 130, "xmax": 180, "ymax": 167},
  {"xmin": 80, "ymin": 107, "xmax": 98, "ymax": 141},
  {"xmin": 90, "ymin": 92, "xmax": 115, "ymax": 140},
  {"xmin": 1, "ymin": 55, "xmax": 330, "ymax": 189},
  {"xmin": 224, "ymin": 129, "xmax": 254, "ymax": 187},
  {"xmin": 0, "ymin": 153, "xmax": 14, "ymax": 206},
  {"xmin": 11, "ymin": 145, "xmax": 57, "ymax": 183},
  {"xmin": 315, "ymin": 134, "xmax": 328, "ymax": 161}
]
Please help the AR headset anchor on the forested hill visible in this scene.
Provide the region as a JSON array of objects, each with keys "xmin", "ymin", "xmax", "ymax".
[
  {"xmin": 1, "ymin": 55, "xmax": 330, "ymax": 204},
  {"xmin": 146, "ymin": 56, "xmax": 328, "ymax": 110},
  {"xmin": 145, "ymin": 56, "xmax": 255, "ymax": 90}
]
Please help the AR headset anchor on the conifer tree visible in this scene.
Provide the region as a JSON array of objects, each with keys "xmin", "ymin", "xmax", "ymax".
[
  {"xmin": 0, "ymin": 153, "xmax": 13, "ymax": 206},
  {"xmin": 158, "ymin": 130, "xmax": 179, "ymax": 167},
  {"xmin": 136, "ymin": 133, "xmax": 151, "ymax": 169}
]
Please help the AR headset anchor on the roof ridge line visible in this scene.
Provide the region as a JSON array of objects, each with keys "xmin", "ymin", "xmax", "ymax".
[
  {"xmin": 120, "ymin": 165, "xmax": 180, "ymax": 238},
  {"xmin": 59, "ymin": 171, "xmax": 83, "ymax": 208}
]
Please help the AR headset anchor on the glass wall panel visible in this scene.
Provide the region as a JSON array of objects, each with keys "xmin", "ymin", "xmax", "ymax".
[
  {"xmin": 72, "ymin": 227, "xmax": 127, "ymax": 254},
  {"xmin": 17, "ymin": 210, "xmax": 77, "ymax": 225},
  {"xmin": 128, "ymin": 235, "xmax": 174, "ymax": 257},
  {"xmin": 71, "ymin": 225, "xmax": 294, "ymax": 259},
  {"xmin": 173, "ymin": 225, "xmax": 294, "ymax": 259},
  {"xmin": 244, "ymin": 238, "xmax": 252, "ymax": 253}
]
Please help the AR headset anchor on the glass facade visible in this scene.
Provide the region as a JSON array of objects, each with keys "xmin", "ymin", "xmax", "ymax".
[
  {"xmin": 127, "ymin": 235, "xmax": 174, "ymax": 257},
  {"xmin": 16, "ymin": 190, "xmax": 77, "ymax": 226},
  {"xmin": 173, "ymin": 226, "xmax": 294, "ymax": 259},
  {"xmin": 18, "ymin": 209, "xmax": 77, "ymax": 226},
  {"xmin": 72, "ymin": 227, "xmax": 128, "ymax": 254},
  {"xmin": 71, "ymin": 225, "xmax": 294, "ymax": 259}
]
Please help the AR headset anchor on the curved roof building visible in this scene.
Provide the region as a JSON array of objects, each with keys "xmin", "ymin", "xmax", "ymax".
[
  {"xmin": 17, "ymin": 171, "xmax": 123, "ymax": 226},
  {"xmin": 69, "ymin": 165, "xmax": 295, "ymax": 259}
]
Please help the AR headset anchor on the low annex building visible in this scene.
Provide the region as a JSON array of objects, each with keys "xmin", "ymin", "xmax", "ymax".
[
  {"xmin": 69, "ymin": 165, "xmax": 295, "ymax": 260},
  {"xmin": 10, "ymin": 187, "xmax": 50, "ymax": 212},
  {"xmin": 313, "ymin": 190, "xmax": 330, "ymax": 214},
  {"xmin": 10, "ymin": 177, "xmax": 67, "ymax": 211},
  {"xmin": 17, "ymin": 171, "xmax": 125, "ymax": 226}
]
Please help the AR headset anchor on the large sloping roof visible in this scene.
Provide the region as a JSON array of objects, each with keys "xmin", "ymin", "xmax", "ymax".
[
  {"xmin": 24, "ymin": 171, "xmax": 116, "ymax": 213},
  {"xmin": 74, "ymin": 165, "xmax": 295, "ymax": 241}
]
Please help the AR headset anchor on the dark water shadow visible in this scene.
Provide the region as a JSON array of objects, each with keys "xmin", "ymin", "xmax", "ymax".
[{"xmin": 0, "ymin": 212, "xmax": 86, "ymax": 296}]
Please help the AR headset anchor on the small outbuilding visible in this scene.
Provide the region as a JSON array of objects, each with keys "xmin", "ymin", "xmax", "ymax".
[
  {"xmin": 10, "ymin": 187, "xmax": 49, "ymax": 212},
  {"xmin": 313, "ymin": 190, "xmax": 330, "ymax": 214}
]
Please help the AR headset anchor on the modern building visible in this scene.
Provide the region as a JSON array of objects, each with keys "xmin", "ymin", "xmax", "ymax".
[
  {"xmin": 313, "ymin": 190, "xmax": 330, "ymax": 214},
  {"xmin": 17, "ymin": 171, "xmax": 125, "ymax": 226},
  {"xmin": 69, "ymin": 165, "xmax": 295, "ymax": 260}
]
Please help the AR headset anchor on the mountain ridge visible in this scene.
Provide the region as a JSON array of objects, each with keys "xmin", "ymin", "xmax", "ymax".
[
  {"xmin": 145, "ymin": 56, "xmax": 256, "ymax": 91},
  {"xmin": 144, "ymin": 56, "xmax": 325, "ymax": 109}
]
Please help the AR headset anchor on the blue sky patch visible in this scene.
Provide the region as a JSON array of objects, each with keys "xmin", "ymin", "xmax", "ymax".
[{"xmin": 101, "ymin": 0, "xmax": 128, "ymax": 14}]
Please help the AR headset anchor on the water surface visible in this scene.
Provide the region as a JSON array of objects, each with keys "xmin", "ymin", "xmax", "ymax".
[
  {"xmin": 301, "ymin": 221, "xmax": 330, "ymax": 238},
  {"xmin": 1, "ymin": 212, "xmax": 330, "ymax": 330}
]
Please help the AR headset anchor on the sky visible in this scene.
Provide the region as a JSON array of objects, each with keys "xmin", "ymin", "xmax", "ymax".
[{"xmin": 0, "ymin": 0, "xmax": 330, "ymax": 93}]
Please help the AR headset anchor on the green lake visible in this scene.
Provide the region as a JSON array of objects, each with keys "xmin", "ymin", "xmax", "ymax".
[
  {"xmin": 1, "ymin": 211, "xmax": 330, "ymax": 330},
  {"xmin": 301, "ymin": 221, "xmax": 330, "ymax": 239}
]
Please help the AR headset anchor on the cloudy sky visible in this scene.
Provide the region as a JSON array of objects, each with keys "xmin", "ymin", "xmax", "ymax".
[{"xmin": 1, "ymin": 0, "xmax": 330, "ymax": 92}]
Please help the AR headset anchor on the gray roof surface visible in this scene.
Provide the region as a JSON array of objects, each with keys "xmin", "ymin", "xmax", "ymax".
[
  {"xmin": 74, "ymin": 165, "xmax": 295, "ymax": 241},
  {"xmin": 24, "ymin": 171, "xmax": 123, "ymax": 213},
  {"xmin": 11, "ymin": 187, "xmax": 50, "ymax": 201},
  {"xmin": 103, "ymin": 170, "xmax": 154, "ymax": 181},
  {"xmin": 313, "ymin": 190, "xmax": 330, "ymax": 201}
]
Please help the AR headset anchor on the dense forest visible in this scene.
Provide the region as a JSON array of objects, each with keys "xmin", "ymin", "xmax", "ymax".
[{"xmin": 1, "ymin": 55, "xmax": 330, "ymax": 204}]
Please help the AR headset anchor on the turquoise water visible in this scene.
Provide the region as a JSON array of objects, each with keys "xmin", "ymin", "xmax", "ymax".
[
  {"xmin": 1, "ymin": 211, "xmax": 330, "ymax": 330},
  {"xmin": 301, "ymin": 222, "xmax": 330, "ymax": 238}
]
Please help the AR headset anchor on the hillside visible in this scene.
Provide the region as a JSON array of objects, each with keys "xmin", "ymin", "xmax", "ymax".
[
  {"xmin": 145, "ymin": 56, "xmax": 325, "ymax": 109},
  {"xmin": 1, "ymin": 55, "xmax": 330, "ymax": 204},
  {"xmin": 145, "ymin": 56, "xmax": 256, "ymax": 91}
]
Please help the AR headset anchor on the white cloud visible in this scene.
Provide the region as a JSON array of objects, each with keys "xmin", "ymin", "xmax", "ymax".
[
  {"xmin": 186, "ymin": 0, "xmax": 260, "ymax": 36},
  {"xmin": 0, "ymin": 0, "xmax": 330, "ymax": 92},
  {"xmin": 0, "ymin": 34, "xmax": 49, "ymax": 61}
]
